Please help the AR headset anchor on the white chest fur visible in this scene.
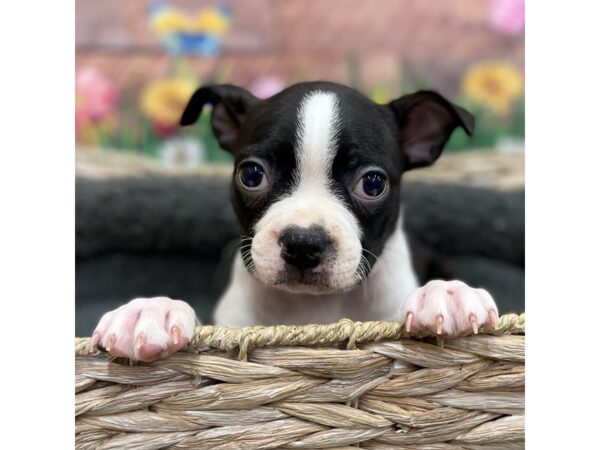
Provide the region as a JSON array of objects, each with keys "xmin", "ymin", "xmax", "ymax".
[{"xmin": 213, "ymin": 219, "xmax": 419, "ymax": 326}]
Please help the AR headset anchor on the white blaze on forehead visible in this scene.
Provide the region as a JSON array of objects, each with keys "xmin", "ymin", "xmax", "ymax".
[
  {"xmin": 294, "ymin": 91, "xmax": 340, "ymax": 190},
  {"xmin": 250, "ymin": 90, "xmax": 363, "ymax": 292}
]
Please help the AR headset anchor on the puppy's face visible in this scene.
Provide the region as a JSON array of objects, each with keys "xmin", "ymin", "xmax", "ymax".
[{"xmin": 181, "ymin": 82, "xmax": 473, "ymax": 294}]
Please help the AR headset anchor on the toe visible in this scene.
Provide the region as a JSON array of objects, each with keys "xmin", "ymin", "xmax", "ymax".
[
  {"xmin": 165, "ymin": 299, "xmax": 197, "ymax": 353},
  {"xmin": 487, "ymin": 308, "xmax": 499, "ymax": 328},
  {"xmin": 475, "ymin": 288, "xmax": 499, "ymax": 328},
  {"xmin": 101, "ymin": 304, "xmax": 142, "ymax": 357},
  {"xmin": 405, "ymin": 312, "xmax": 414, "ymax": 333},
  {"xmin": 435, "ymin": 315, "xmax": 444, "ymax": 335},
  {"xmin": 90, "ymin": 331, "xmax": 101, "ymax": 351},
  {"xmin": 401, "ymin": 287, "xmax": 424, "ymax": 332},
  {"xmin": 419, "ymin": 283, "xmax": 451, "ymax": 335},
  {"xmin": 469, "ymin": 313, "xmax": 479, "ymax": 334},
  {"xmin": 137, "ymin": 343, "xmax": 169, "ymax": 361},
  {"xmin": 131, "ymin": 301, "xmax": 171, "ymax": 361},
  {"xmin": 451, "ymin": 285, "xmax": 485, "ymax": 335},
  {"xmin": 90, "ymin": 309, "xmax": 116, "ymax": 351}
]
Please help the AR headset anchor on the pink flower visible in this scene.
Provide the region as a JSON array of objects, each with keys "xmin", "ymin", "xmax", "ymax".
[
  {"xmin": 489, "ymin": 0, "xmax": 525, "ymax": 35},
  {"xmin": 248, "ymin": 76, "xmax": 285, "ymax": 99},
  {"xmin": 75, "ymin": 67, "xmax": 119, "ymax": 131}
]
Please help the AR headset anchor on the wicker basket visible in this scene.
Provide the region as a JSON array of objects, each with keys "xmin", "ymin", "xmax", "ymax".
[{"xmin": 75, "ymin": 313, "xmax": 525, "ymax": 449}]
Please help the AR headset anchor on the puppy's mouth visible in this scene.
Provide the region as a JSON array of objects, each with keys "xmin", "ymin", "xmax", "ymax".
[
  {"xmin": 272, "ymin": 267, "xmax": 335, "ymax": 294},
  {"xmin": 242, "ymin": 249, "xmax": 355, "ymax": 294}
]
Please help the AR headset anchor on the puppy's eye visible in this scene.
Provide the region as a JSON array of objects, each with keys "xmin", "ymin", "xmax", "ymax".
[
  {"xmin": 238, "ymin": 161, "xmax": 269, "ymax": 191},
  {"xmin": 353, "ymin": 171, "xmax": 388, "ymax": 201}
]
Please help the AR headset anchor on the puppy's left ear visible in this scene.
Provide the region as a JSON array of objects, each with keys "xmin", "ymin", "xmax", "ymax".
[
  {"xmin": 180, "ymin": 84, "xmax": 259, "ymax": 152},
  {"xmin": 387, "ymin": 91, "xmax": 474, "ymax": 170}
]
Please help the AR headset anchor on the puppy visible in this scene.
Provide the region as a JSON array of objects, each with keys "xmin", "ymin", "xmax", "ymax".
[{"xmin": 90, "ymin": 82, "xmax": 498, "ymax": 361}]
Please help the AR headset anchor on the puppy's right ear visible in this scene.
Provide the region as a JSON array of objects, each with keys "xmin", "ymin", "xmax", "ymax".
[{"xmin": 180, "ymin": 84, "xmax": 259, "ymax": 152}]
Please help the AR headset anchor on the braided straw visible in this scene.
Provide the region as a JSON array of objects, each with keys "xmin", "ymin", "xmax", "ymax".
[{"xmin": 75, "ymin": 313, "xmax": 524, "ymax": 449}]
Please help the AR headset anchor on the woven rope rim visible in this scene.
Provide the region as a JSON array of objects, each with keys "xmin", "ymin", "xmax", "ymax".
[{"xmin": 75, "ymin": 313, "xmax": 524, "ymax": 360}]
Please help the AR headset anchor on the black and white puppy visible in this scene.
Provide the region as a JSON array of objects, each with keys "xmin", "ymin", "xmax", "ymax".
[{"xmin": 91, "ymin": 82, "xmax": 498, "ymax": 361}]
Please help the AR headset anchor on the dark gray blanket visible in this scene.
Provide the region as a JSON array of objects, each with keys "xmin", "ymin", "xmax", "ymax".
[{"xmin": 76, "ymin": 176, "xmax": 524, "ymax": 335}]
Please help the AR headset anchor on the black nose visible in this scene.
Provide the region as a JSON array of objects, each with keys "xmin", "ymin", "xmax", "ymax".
[{"xmin": 278, "ymin": 226, "xmax": 332, "ymax": 271}]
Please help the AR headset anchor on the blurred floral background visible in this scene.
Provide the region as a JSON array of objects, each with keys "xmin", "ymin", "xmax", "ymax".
[{"xmin": 76, "ymin": 0, "xmax": 524, "ymax": 166}]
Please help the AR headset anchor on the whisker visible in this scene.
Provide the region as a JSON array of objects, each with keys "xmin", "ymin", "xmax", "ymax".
[{"xmin": 362, "ymin": 248, "xmax": 379, "ymax": 262}]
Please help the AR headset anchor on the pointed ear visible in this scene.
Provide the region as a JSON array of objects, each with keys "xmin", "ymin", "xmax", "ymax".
[
  {"xmin": 387, "ymin": 91, "xmax": 475, "ymax": 170},
  {"xmin": 180, "ymin": 84, "xmax": 259, "ymax": 152}
]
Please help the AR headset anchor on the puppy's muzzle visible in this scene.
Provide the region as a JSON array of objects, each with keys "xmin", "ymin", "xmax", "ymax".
[{"xmin": 278, "ymin": 225, "xmax": 333, "ymax": 272}]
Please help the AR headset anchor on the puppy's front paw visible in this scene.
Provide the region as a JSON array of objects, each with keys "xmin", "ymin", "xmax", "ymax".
[
  {"xmin": 400, "ymin": 280, "xmax": 498, "ymax": 338},
  {"xmin": 90, "ymin": 297, "xmax": 197, "ymax": 362}
]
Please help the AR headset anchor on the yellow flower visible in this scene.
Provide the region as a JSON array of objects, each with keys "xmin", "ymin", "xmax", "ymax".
[
  {"xmin": 462, "ymin": 62, "xmax": 523, "ymax": 115},
  {"xmin": 192, "ymin": 9, "xmax": 230, "ymax": 35},
  {"xmin": 140, "ymin": 78, "xmax": 196, "ymax": 126},
  {"xmin": 151, "ymin": 10, "xmax": 190, "ymax": 36},
  {"xmin": 151, "ymin": 7, "xmax": 230, "ymax": 36}
]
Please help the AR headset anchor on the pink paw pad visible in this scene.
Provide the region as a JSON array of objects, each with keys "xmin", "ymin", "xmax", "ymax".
[
  {"xmin": 90, "ymin": 297, "xmax": 197, "ymax": 362},
  {"xmin": 401, "ymin": 280, "xmax": 498, "ymax": 337}
]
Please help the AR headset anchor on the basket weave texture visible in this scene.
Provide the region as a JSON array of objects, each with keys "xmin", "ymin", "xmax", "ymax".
[{"xmin": 75, "ymin": 313, "xmax": 525, "ymax": 449}]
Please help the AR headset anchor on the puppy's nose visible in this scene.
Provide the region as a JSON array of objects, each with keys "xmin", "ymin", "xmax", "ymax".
[{"xmin": 278, "ymin": 225, "xmax": 332, "ymax": 271}]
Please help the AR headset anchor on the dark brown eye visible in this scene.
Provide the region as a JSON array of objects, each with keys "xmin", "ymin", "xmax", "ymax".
[
  {"xmin": 362, "ymin": 173, "xmax": 386, "ymax": 197},
  {"xmin": 239, "ymin": 163, "xmax": 264, "ymax": 188},
  {"xmin": 352, "ymin": 169, "xmax": 389, "ymax": 201},
  {"xmin": 237, "ymin": 160, "xmax": 270, "ymax": 193}
]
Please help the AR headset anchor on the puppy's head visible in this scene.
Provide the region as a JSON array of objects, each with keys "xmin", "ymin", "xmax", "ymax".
[{"xmin": 181, "ymin": 82, "xmax": 473, "ymax": 294}]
